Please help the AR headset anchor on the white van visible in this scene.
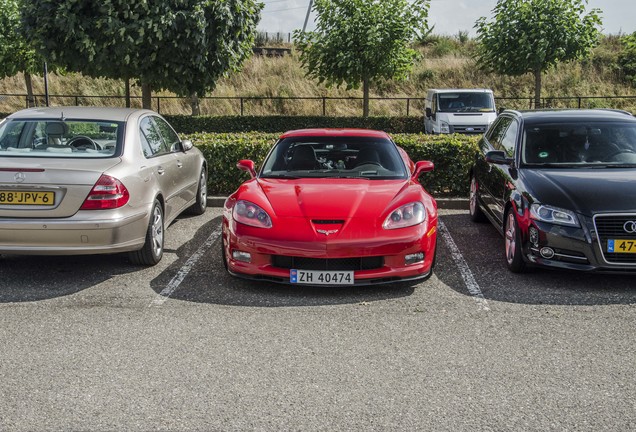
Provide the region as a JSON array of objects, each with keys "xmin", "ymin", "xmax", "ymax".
[{"xmin": 424, "ymin": 89, "xmax": 497, "ymax": 134}]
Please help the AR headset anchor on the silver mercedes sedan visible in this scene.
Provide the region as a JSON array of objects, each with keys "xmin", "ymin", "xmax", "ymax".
[{"xmin": 0, "ymin": 107, "xmax": 207, "ymax": 265}]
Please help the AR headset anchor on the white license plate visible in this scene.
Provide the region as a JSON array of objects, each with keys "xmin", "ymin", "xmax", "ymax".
[{"xmin": 290, "ymin": 269, "xmax": 354, "ymax": 285}]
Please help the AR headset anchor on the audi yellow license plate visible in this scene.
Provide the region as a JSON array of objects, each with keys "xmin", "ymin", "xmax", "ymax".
[
  {"xmin": 607, "ymin": 239, "xmax": 636, "ymax": 253},
  {"xmin": 0, "ymin": 190, "xmax": 55, "ymax": 206}
]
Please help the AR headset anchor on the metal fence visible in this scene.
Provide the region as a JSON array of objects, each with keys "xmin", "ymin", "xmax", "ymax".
[{"xmin": 1, "ymin": 93, "xmax": 636, "ymax": 116}]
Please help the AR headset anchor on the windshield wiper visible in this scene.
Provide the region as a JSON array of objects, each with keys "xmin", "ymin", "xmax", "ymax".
[
  {"xmin": 261, "ymin": 174, "xmax": 301, "ymax": 179},
  {"xmin": 600, "ymin": 164, "xmax": 636, "ymax": 168},
  {"xmin": 525, "ymin": 163, "xmax": 586, "ymax": 168}
]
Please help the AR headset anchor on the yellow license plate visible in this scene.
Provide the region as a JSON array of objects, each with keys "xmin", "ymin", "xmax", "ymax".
[
  {"xmin": 608, "ymin": 239, "xmax": 636, "ymax": 254},
  {"xmin": 0, "ymin": 190, "xmax": 55, "ymax": 206}
]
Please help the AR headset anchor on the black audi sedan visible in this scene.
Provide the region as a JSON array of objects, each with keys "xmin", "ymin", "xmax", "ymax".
[{"xmin": 469, "ymin": 109, "xmax": 636, "ymax": 272}]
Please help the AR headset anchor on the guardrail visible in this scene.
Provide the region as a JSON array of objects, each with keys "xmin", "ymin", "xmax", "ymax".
[{"xmin": 1, "ymin": 93, "xmax": 635, "ymax": 116}]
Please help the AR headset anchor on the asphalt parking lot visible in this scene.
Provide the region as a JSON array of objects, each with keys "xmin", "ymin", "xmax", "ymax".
[{"xmin": 1, "ymin": 206, "xmax": 635, "ymax": 431}]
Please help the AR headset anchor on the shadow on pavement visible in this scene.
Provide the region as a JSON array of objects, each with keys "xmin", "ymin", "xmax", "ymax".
[
  {"xmin": 0, "ymin": 253, "xmax": 139, "ymax": 303},
  {"xmin": 150, "ymin": 216, "xmax": 418, "ymax": 307},
  {"xmin": 436, "ymin": 211, "xmax": 636, "ymax": 306}
]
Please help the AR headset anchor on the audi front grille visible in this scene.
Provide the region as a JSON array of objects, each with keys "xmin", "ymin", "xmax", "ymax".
[{"xmin": 593, "ymin": 214, "xmax": 636, "ymax": 265}]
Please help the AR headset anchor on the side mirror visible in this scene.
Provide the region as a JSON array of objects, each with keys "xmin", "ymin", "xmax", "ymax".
[
  {"xmin": 237, "ymin": 159, "xmax": 257, "ymax": 178},
  {"xmin": 425, "ymin": 107, "xmax": 432, "ymax": 118},
  {"xmin": 180, "ymin": 139, "xmax": 193, "ymax": 152},
  {"xmin": 485, "ymin": 150, "xmax": 513, "ymax": 165},
  {"xmin": 411, "ymin": 160, "xmax": 434, "ymax": 180}
]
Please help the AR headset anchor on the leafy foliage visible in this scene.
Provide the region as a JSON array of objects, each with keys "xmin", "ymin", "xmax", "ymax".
[
  {"xmin": 21, "ymin": 0, "xmax": 262, "ymax": 97},
  {"xmin": 164, "ymin": 115, "xmax": 425, "ymax": 134},
  {"xmin": 619, "ymin": 32, "xmax": 636, "ymax": 87},
  {"xmin": 475, "ymin": 0, "xmax": 602, "ymax": 104},
  {"xmin": 0, "ymin": 0, "xmax": 42, "ymax": 78},
  {"xmin": 294, "ymin": 0, "xmax": 430, "ymax": 116},
  {"xmin": 186, "ymin": 132, "xmax": 478, "ymax": 196}
]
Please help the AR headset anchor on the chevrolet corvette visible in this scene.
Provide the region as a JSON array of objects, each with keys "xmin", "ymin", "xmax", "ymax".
[{"xmin": 222, "ymin": 129, "xmax": 438, "ymax": 286}]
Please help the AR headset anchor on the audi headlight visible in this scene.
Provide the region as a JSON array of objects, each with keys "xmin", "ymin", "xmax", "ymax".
[
  {"xmin": 530, "ymin": 204, "xmax": 579, "ymax": 227},
  {"xmin": 233, "ymin": 200, "xmax": 272, "ymax": 228},
  {"xmin": 383, "ymin": 202, "xmax": 426, "ymax": 230}
]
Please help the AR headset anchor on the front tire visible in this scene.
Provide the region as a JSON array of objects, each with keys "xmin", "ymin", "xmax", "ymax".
[
  {"xmin": 469, "ymin": 175, "xmax": 487, "ymax": 222},
  {"xmin": 129, "ymin": 200, "xmax": 164, "ymax": 266},
  {"xmin": 186, "ymin": 168, "xmax": 207, "ymax": 216},
  {"xmin": 504, "ymin": 209, "xmax": 526, "ymax": 273}
]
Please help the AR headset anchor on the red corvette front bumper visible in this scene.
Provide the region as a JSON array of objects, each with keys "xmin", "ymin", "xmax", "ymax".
[{"xmin": 222, "ymin": 216, "xmax": 437, "ymax": 286}]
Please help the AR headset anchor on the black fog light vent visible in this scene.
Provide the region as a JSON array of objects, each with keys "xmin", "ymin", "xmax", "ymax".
[{"xmin": 272, "ymin": 255, "xmax": 384, "ymax": 271}]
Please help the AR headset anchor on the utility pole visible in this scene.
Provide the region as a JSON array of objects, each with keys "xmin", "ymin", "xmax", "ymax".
[{"xmin": 302, "ymin": 0, "xmax": 313, "ymax": 32}]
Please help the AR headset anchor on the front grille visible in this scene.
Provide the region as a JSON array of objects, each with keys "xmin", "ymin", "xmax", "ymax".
[
  {"xmin": 453, "ymin": 125, "xmax": 487, "ymax": 134},
  {"xmin": 594, "ymin": 214, "xmax": 636, "ymax": 264},
  {"xmin": 272, "ymin": 255, "xmax": 384, "ymax": 271}
]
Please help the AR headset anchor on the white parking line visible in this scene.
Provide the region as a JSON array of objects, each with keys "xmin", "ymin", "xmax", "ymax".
[
  {"xmin": 149, "ymin": 226, "xmax": 222, "ymax": 307},
  {"xmin": 438, "ymin": 219, "xmax": 490, "ymax": 311}
]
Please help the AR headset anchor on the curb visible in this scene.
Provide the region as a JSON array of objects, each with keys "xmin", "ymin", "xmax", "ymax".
[{"xmin": 207, "ymin": 196, "xmax": 468, "ymax": 210}]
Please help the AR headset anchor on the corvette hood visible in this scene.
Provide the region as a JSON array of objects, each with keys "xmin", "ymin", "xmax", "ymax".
[
  {"xmin": 257, "ymin": 178, "xmax": 408, "ymax": 219},
  {"xmin": 521, "ymin": 168, "xmax": 636, "ymax": 215}
]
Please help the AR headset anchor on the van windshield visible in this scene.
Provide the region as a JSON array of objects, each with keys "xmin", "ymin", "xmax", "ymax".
[{"xmin": 437, "ymin": 93, "xmax": 495, "ymax": 113}]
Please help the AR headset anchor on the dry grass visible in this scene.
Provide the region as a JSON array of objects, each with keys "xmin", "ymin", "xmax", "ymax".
[{"xmin": 2, "ymin": 37, "xmax": 635, "ymax": 115}]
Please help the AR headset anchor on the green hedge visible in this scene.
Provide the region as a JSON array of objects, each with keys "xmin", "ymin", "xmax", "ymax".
[
  {"xmin": 166, "ymin": 115, "xmax": 425, "ymax": 134},
  {"xmin": 185, "ymin": 132, "xmax": 479, "ymax": 197}
]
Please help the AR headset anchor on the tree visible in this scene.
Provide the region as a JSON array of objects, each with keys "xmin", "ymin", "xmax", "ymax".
[
  {"xmin": 475, "ymin": 0, "xmax": 602, "ymax": 108},
  {"xmin": 0, "ymin": 0, "xmax": 47, "ymax": 107},
  {"xmin": 619, "ymin": 32, "xmax": 636, "ymax": 87},
  {"xmin": 21, "ymin": 0, "xmax": 262, "ymax": 111},
  {"xmin": 294, "ymin": 0, "xmax": 430, "ymax": 117}
]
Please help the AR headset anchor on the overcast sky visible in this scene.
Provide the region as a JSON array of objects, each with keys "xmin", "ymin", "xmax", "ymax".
[{"xmin": 259, "ymin": 0, "xmax": 635, "ymax": 36}]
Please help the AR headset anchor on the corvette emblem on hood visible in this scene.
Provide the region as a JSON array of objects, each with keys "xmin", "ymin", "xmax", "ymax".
[{"xmin": 317, "ymin": 229, "xmax": 339, "ymax": 236}]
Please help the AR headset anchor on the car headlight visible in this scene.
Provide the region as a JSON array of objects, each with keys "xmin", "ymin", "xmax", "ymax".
[
  {"xmin": 530, "ymin": 204, "xmax": 579, "ymax": 227},
  {"xmin": 440, "ymin": 121, "xmax": 451, "ymax": 134},
  {"xmin": 233, "ymin": 200, "xmax": 272, "ymax": 228},
  {"xmin": 383, "ymin": 202, "xmax": 426, "ymax": 230}
]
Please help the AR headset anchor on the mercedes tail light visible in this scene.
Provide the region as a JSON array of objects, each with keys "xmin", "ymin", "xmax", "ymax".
[{"xmin": 80, "ymin": 174, "xmax": 130, "ymax": 210}]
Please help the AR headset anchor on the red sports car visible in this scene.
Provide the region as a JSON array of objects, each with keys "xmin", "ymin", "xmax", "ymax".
[{"xmin": 222, "ymin": 129, "xmax": 438, "ymax": 286}]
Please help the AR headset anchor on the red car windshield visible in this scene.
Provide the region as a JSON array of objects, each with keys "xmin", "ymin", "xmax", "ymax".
[{"xmin": 260, "ymin": 136, "xmax": 409, "ymax": 180}]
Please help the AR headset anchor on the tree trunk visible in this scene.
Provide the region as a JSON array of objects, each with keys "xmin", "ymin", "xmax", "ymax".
[
  {"xmin": 362, "ymin": 77, "xmax": 370, "ymax": 118},
  {"xmin": 190, "ymin": 92, "xmax": 200, "ymax": 116},
  {"xmin": 141, "ymin": 83, "xmax": 152, "ymax": 110},
  {"xmin": 125, "ymin": 78, "xmax": 131, "ymax": 108},
  {"xmin": 24, "ymin": 72, "xmax": 35, "ymax": 108},
  {"xmin": 534, "ymin": 68, "xmax": 542, "ymax": 109}
]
